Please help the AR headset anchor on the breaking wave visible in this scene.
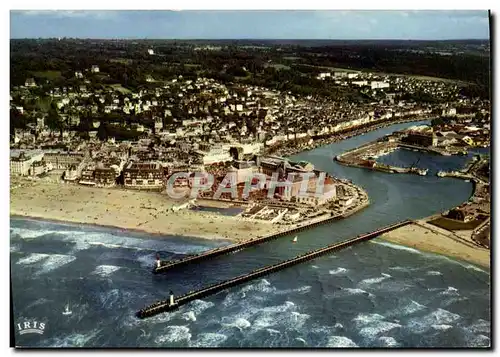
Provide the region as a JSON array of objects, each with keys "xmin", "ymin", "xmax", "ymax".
[
  {"xmin": 35, "ymin": 254, "xmax": 77, "ymax": 275},
  {"xmin": 40, "ymin": 329, "xmax": 101, "ymax": 347},
  {"xmin": 371, "ymin": 240, "xmax": 422, "ymax": 254},
  {"xmin": 190, "ymin": 333, "xmax": 228, "ymax": 347},
  {"xmin": 335, "ymin": 288, "xmax": 375, "ymax": 299},
  {"xmin": 16, "ymin": 253, "xmax": 49, "ymax": 265},
  {"xmin": 182, "ymin": 311, "xmax": 197, "ymax": 322},
  {"xmin": 426, "ymin": 271, "xmax": 443, "ymax": 276},
  {"xmin": 222, "ymin": 317, "xmax": 252, "ymax": 331},
  {"xmin": 407, "ymin": 308, "xmax": 461, "ymax": 334},
  {"xmin": 325, "ymin": 336, "xmax": 358, "ymax": 347},
  {"xmin": 329, "ymin": 267, "xmax": 348, "ymax": 275},
  {"xmin": 352, "ymin": 313, "xmax": 386, "ymax": 328},
  {"xmin": 377, "ymin": 336, "xmax": 400, "ymax": 347},
  {"xmin": 439, "ymin": 286, "xmax": 460, "ymax": 296},
  {"xmin": 91, "ymin": 265, "xmax": 121, "ymax": 277},
  {"xmin": 155, "ymin": 326, "xmax": 192, "ymax": 345},
  {"xmin": 358, "ymin": 274, "xmax": 391, "ymax": 286}
]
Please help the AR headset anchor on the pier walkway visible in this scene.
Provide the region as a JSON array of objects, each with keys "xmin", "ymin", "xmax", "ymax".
[
  {"xmin": 137, "ymin": 219, "xmax": 411, "ymax": 319},
  {"xmin": 153, "ymin": 212, "xmax": 348, "ymax": 274}
]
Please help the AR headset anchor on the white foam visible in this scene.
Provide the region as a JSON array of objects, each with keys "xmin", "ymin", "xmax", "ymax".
[
  {"xmin": 326, "ymin": 336, "xmax": 358, "ymax": 347},
  {"xmin": 337, "ymin": 288, "xmax": 374, "ymax": 298},
  {"xmin": 311, "ymin": 265, "xmax": 319, "ymax": 269},
  {"xmin": 222, "ymin": 317, "xmax": 251, "ymax": 331},
  {"xmin": 188, "ymin": 300, "xmax": 215, "ymax": 315},
  {"xmin": 334, "ymin": 323, "xmax": 344, "ymax": 329},
  {"xmin": 267, "ymin": 328, "xmax": 281, "ymax": 334},
  {"xmin": 464, "ymin": 264, "xmax": 489, "ymax": 275},
  {"xmin": 182, "ymin": 311, "xmax": 197, "ymax": 322},
  {"xmin": 295, "ymin": 337, "xmax": 307, "ymax": 345},
  {"xmin": 91, "ymin": 265, "xmax": 121, "ymax": 277},
  {"xmin": 467, "ymin": 334, "xmax": 490, "ymax": 347},
  {"xmin": 16, "ymin": 253, "xmax": 49, "ymax": 265},
  {"xmin": 432, "ymin": 324, "xmax": 453, "ymax": 331},
  {"xmin": 253, "ymin": 316, "xmax": 275, "ymax": 328},
  {"xmin": 352, "ymin": 313, "xmax": 386, "ymax": 327},
  {"xmin": 426, "ymin": 271, "xmax": 443, "ymax": 276},
  {"xmin": 372, "ymin": 240, "xmax": 422, "ymax": 254},
  {"xmin": 144, "ymin": 310, "xmax": 181, "ymax": 325},
  {"xmin": 388, "ymin": 266, "xmax": 418, "ymax": 272},
  {"xmin": 407, "ymin": 308, "xmax": 461, "ymax": 334},
  {"xmin": 10, "ymin": 228, "xmax": 55, "ymax": 239},
  {"xmin": 467, "ymin": 319, "xmax": 491, "ymax": 334},
  {"xmin": 378, "ymin": 336, "xmax": 400, "ymax": 347},
  {"xmin": 359, "ymin": 274, "xmax": 391, "ymax": 286},
  {"xmin": 155, "ymin": 326, "xmax": 192, "ymax": 344},
  {"xmin": 439, "ymin": 286, "xmax": 460, "ymax": 296},
  {"xmin": 275, "ymin": 286, "xmax": 311, "ymax": 295},
  {"xmin": 261, "ymin": 301, "xmax": 296, "ymax": 314},
  {"xmin": 359, "ymin": 321, "xmax": 402, "ymax": 339},
  {"xmin": 35, "ymin": 254, "xmax": 77, "ymax": 275},
  {"xmin": 399, "ymin": 300, "xmax": 427, "ymax": 316},
  {"xmin": 190, "ymin": 333, "xmax": 228, "ymax": 347},
  {"xmin": 442, "ymin": 296, "xmax": 469, "ymax": 307},
  {"xmin": 240, "ymin": 279, "xmax": 275, "ymax": 294},
  {"xmin": 329, "ymin": 267, "xmax": 348, "ymax": 275},
  {"xmin": 41, "ymin": 329, "xmax": 101, "ymax": 347}
]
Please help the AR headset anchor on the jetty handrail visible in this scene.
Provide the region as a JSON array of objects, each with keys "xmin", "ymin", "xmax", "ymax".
[{"xmin": 138, "ymin": 219, "xmax": 411, "ymax": 318}]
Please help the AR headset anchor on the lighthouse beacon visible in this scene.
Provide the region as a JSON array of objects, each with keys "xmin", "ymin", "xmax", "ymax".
[{"xmin": 156, "ymin": 254, "xmax": 161, "ymax": 268}]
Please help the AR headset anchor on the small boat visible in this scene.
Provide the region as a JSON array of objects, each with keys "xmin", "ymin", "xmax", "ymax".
[
  {"xmin": 62, "ymin": 303, "xmax": 72, "ymax": 316},
  {"xmin": 292, "ymin": 236, "xmax": 298, "ymax": 243}
]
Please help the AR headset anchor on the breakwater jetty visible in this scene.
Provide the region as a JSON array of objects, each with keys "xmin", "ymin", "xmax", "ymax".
[
  {"xmin": 153, "ymin": 197, "xmax": 369, "ymax": 274},
  {"xmin": 138, "ymin": 219, "xmax": 411, "ymax": 319}
]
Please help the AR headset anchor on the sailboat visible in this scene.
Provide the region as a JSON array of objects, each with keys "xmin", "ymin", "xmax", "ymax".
[
  {"xmin": 292, "ymin": 236, "xmax": 298, "ymax": 243},
  {"xmin": 62, "ymin": 303, "xmax": 72, "ymax": 316}
]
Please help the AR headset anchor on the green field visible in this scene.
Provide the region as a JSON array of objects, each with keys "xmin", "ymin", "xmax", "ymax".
[
  {"xmin": 264, "ymin": 63, "xmax": 291, "ymax": 70},
  {"xmin": 108, "ymin": 84, "xmax": 132, "ymax": 94},
  {"xmin": 30, "ymin": 71, "xmax": 63, "ymax": 80},
  {"xmin": 110, "ymin": 58, "xmax": 133, "ymax": 65}
]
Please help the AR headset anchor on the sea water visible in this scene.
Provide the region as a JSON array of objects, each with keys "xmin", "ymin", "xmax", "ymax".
[{"xmin": 10, "ymin": 121, "xmax": 490, "ymax": 347}]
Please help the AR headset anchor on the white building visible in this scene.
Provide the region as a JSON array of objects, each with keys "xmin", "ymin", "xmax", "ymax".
[
  {"xmin": 148, "ymin": 48, "xmax": 155, "ymax": 55},
  {"xmin": 10, "ymin": 151, "xmax": 44, "ymax": 176},
  {"xmin": 352, "ymin": 80, "xmax": 368, "ymax": 87},
  {"xmin": 370, "ymin": 81, "xmax": 390, "ymax": 90},
  {"xmin": 91, "ymin": 65, "xmax": 100, "ymax": 73}
]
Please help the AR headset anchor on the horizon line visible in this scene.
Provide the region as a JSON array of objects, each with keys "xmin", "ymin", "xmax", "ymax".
[{"xmin": 10, "ymin": 37, "xmax": 491, "ymax": 41}]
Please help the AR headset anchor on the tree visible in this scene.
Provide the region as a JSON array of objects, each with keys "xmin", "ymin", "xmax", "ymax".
[{"xmin": 46, "ymin": 108, "xmax": 62, "ymax": 132}]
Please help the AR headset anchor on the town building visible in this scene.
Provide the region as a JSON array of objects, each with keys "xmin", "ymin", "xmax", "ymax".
[
  {"xmin": 10, "ymin": 152, "xmax": 32, "ymax": 176},
  {"xmin": 123, "ymin": 162, "xmax": 164, "ymax": 190},
  {"xmin": 402, "ymin": 131, "xmax": 438, "ymax": 147},
  {"xmin": 43, "ymin": 152, "xmax": 86, "ymax": 171},
  {"xmin": 24, "ymin": 78, "xmax": 36, "ymax": 87}
]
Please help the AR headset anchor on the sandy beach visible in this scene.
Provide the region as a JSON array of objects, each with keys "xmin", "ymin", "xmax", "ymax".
[
  {"xmin": 379, "ymin": 220, "xmax": 490, "ymax": 269},
  {"xmin": 10, "ymin": 177, "xmax": 280, "ymax": 242}
]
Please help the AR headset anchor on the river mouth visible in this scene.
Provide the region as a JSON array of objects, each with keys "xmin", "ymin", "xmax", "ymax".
[{"xmin": 10, "ymin": 120, "xmax": 490, "ymax": 348}]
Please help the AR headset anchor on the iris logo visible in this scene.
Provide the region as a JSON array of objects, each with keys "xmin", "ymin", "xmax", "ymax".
[{"xmin": 16, "ymin": 320, "xmax": 46, "ymax": 335}]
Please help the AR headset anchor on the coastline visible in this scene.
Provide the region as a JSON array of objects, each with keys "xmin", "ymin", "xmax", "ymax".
[
  {"xmin": 379, "ymin": 222, "xmax": 490, "ymax": 270},
  {"xmin": 10, "ymin": 179, "xmax": 281, "ymax": 242}
]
